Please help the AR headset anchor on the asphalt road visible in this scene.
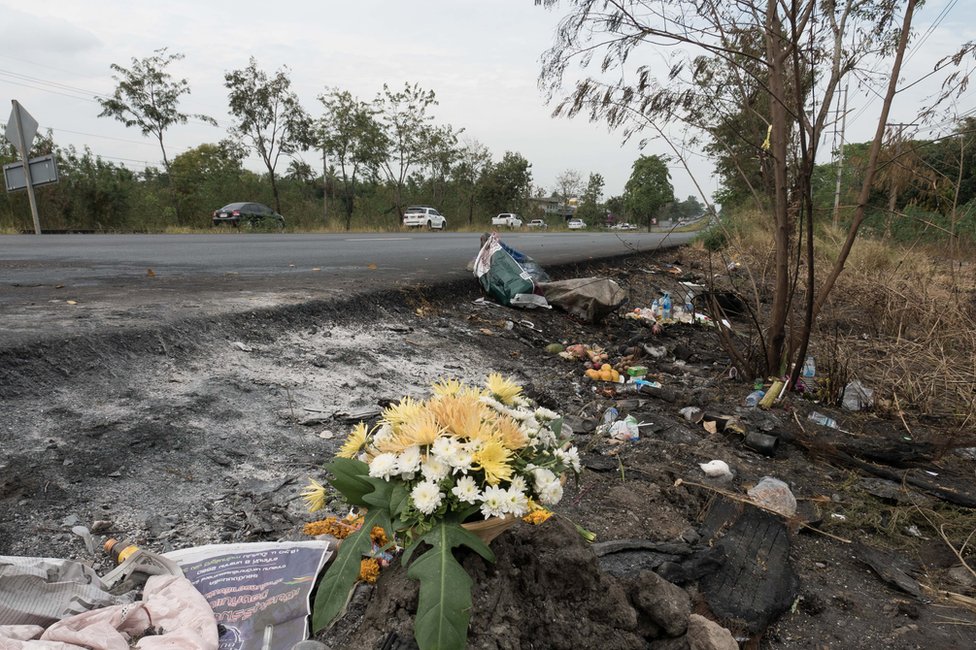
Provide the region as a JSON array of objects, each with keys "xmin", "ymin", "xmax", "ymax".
[{"xmin": 0, "ymin": 230, "xmax": 695, "ymax": 348}]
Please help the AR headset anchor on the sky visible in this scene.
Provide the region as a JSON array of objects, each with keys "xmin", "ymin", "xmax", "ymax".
[{"xmin": 0, "ymin": 0, "xmax": 974, "ymax": 206}]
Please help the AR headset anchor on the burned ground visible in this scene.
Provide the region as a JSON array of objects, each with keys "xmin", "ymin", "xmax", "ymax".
[{"xmin": 2, "ymin": 249, "xmax": 975, "ymax": 649}]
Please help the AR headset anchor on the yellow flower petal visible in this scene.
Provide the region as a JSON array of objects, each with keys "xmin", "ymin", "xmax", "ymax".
[
  {"xmin": 485, "ymin": 373, "xmax": 523, "ymax": 406},
  {"xmin": 301, "ymin": 478, "xmax": 327, "ymax": 512},
  {"xmin": 337, "ymin": 422, "xmax": 369, "ymax": 459}
]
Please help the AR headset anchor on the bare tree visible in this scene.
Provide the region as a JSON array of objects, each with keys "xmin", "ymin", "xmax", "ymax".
[{"xmin": 539, "ymin": 0, "xmax": 970, "ymax": 382}]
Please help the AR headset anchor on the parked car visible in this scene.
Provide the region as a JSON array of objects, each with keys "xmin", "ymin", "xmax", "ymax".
[
  {"xmin": 402, "ymin": 206, "xmax": 447, "ymax": 229},
  {"xmin": 527, "ymin": 219, "xmax": 548, "ymax": 229},
  {"xmin": 491, "ymin": 213, "xmax": 523, "ymax": 228},
  {"xmin": 567, "ymin": 219, "xmax": 587, "ymax": 230},
  {"xmin": 609, "ymin": 222, "xmax": 638, "ymax": 230},
  {"xmin": 212, "ymin": 202, "xmax": 285, "ymax": 228}
]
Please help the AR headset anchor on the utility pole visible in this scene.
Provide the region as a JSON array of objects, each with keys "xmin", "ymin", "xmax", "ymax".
[{"xmin": 832, "ymin": 86, "xmax": 848, "ymax": 227}]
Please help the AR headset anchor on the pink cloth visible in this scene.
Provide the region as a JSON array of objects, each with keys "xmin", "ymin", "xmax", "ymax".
[{"xmin": 0, "ymin": 576, "xmax": 218, "ymax": 650}]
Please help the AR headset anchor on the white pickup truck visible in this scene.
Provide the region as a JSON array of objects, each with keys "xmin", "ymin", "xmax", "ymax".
[{"xmin": 491, "ymin": 213, "xmax": 523, "ymax": 228}]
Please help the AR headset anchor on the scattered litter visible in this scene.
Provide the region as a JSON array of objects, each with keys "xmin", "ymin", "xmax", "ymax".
[
  {"xmin": 608, "ymin": 416, "xmax": 640, "ymax": 443},
  {"xmin": 232, "ymin": 341, "xmax": 253, "ymax": 352},
  {"xmin": 679, "ymin": 406, "xmax": 703, "ymax": 422},
  {"xmin": 904, "ymin": 525, "xmax": 924, "ymax": 539},
  {"xmin": 700, "ymin": 460, "xmax": 733, "ymax": 479},
  {"xmin": 510, "ymin": 293, "xmax": 551, "ymax": 309},
  {"xmin": 536, "ymin": 278, "xmax": 628, "ymax": 324},
  {"xmin": 842, "ymin": 380, "xmax": 875, "ymax": 411},
  {"xmin": 70, "ymin": 525, "xmax": 94, "ymax": 555},
  {"xmin": 747, "ymin": 477, "xmax": 797, "ymax": 517},
  {"xmin": 743, "ymin": 431, "xmax": 779, "ymax": 456},
  {"xmin": 473, "ymin": 232, "xmax": 536, "ymax": 307},
  {"xmin": 643, "ymin": 344, "xmax": 668, "ymax": 358},
  {"xmin": 830, "ymin": 513, "xmax": 847, "ymax": 521},
  {"xmin": 808, "ymin": 411, "xmax": 839, "ymax": 429},
  {"xmin": 744, "ymin": 390, "xmax": 765, "ymax": 408},
  {"xmin": 66, "ymin": 300, "xmax": 78, "ymax": 305},
  {"xmin": 318, "ymin": 430, "xmax": 335, "ymax": 440}
]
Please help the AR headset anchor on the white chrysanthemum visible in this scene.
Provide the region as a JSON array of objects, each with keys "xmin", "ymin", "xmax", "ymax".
[
  {"xmin": 451, "ymin": 451, "xmax": 474, "ymax": 474},
  {"xmin": 555, "ymin": 447, "xmax": 581, "ymax": 473},
  {"xmin": 397, "ymin": 446, "xmax": 422, "ymax": 477},
  {"xmin": 509, "ymin": 475, "xmax": 527, "ymax": 493},
  {"xmin": 534, "ymin": 407, "xmax": 559, "ymax": 422},
  {"xmin": 421, "ymin": 456, "xmax": 451, "ymax": 482},
  {"xmin": 430, "ymin": 436, "xmax": 458, "ymax": 460},
  {"xmin": 451, "ymin": 475, "xmax": 481, "ymax": 504},
  {"xmin": 504, "ymin": 487, "xmax": 530, "ymax": 516},
  {"xmin": 531, "ymin": 468, "xmax": 557, "ymax": 492},
  {"xmin": 538, "ymin": 478, "xmax": 563, "ymax": 505},
  {"xmin": 369, "ymin": 453, "xmax": 399, "ymax": 480},
  {"xmin": 480, "ymin": 485, "xmax": 508, "ymax": 519},
  {"xmin": 411, "ymin": 481, "xmax": 443, "ymax": 515}
]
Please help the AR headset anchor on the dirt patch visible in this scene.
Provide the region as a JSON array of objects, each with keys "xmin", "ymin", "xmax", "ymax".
[{"xmin": 2, "ymin": 248, "xmax": 976, "ymax": 649}]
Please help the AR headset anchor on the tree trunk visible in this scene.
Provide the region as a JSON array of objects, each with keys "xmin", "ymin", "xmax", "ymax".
[{"xmin": 764, "ymin": 1, "xmax": 792, "ymax": 376}]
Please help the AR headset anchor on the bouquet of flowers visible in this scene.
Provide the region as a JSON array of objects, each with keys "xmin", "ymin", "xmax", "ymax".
[{"xmin": 304, "ymin": 374, "xmax": 580, "ymax": 650}]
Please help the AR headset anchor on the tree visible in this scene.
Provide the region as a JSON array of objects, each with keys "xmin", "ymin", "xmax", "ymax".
[
  {"xmin": 477, "ymin": 152, "xmax": 533, "ymax": 216},
  {"xmin": 539, "ymin": 0, "xmax": 956, "ymax": 380},
  {"xmin": 623, "ymin": 155, "xmax": 673, "ymax": 230},
  {"xmin": 453, "ymin": 139, "xmax": 492, "ymax": 225},
  {"xmin": 225, "ymin": 58, "xmax": 312, "ymax": 214},
  {"xmin": 319, "ymin": 89, "xmax": 385, "ymax": 229},
  {"xmin": 97, "ymin": 49, "xmax": 215, "ymax": 174},
  {"xmin": 374, "ymin": 82, "xmax": 438, "ymax": 222},
  {"xmin": 169, "ymin": 140, "xmax": 248, "ymax": 224},
  {"xmin": 555, "ymin": 169, "xmax": 582, "ymax": 203},
  {"xmin": 575, "ymin": 172, "xmax": 605, "ymax": 223}
]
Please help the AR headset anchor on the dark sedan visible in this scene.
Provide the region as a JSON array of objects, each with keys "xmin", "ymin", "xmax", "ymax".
[{"xmin": 212, "ymin": 202, "xmax": 285, "ymax": 228}]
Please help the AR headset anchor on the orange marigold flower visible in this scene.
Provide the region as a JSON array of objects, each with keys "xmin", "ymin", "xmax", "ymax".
[
  {"xmin": 370, "ymin": 526, "xmax": 388, "ymax": 547},
  {"xmin": 522, "ymin": 509, "xmax": 553, "ymax": 525},
  {"xmin": 358, "ymin": 558, "xmax": 381, "ymax": 584}
]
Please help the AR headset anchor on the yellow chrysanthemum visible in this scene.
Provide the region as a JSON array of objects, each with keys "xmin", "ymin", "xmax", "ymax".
[
  {"xmin": 471, "ymin": 437, "xmax": 514, "ymax": 485},
  {"xmin": 485, "ymin": 373, "xmax": 523, "ymax": 406},
  {"xmin": 396, "ymin": 410, "xmax": 443, "ymax": 448},
  {"xmin": 431, "ymin": 378, "xmax": 463, "ymax": 397},
  {"xmin": 337, "ymin": 422, "xmax": 369, "ymax": 459},
  {"xmin": 428, "ymin": 394, "xmax": 491, "ymax": 440},
  {"xmin": 495, "ymin": 415, "xmax": 530, "ymax": 450},
  {"xmin": 382, "ymin": 397, "xmax": 425, "ymax": 428},
  {"xmin": 301, "ymin": 478, "xmax": 328, "ymax": 512}
]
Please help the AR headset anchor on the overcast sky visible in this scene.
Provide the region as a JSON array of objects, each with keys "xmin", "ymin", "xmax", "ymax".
[{"xmin": 1, "ymin": 0, "xmax": 974, "ymax": 206}]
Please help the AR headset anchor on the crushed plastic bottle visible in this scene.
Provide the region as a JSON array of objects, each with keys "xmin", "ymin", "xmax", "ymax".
[
  {"xmin": 744, "ymin": 390, "xmax": 765, "ymax": 408},
  {"xmin": 802, "ymin": 355, "xmax": 816, "ymax": 378},
  {"xmin": 807, "ymin": 411, "xmax": 838, "ymax": 429}
]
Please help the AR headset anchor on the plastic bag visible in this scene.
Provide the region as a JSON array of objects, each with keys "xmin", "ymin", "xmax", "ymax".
[
  {"xmin": 473, "ymin": 233, "xmax": 535, "ymax": 307},
  {"xmin": 842, "ymin": 380, "xmax": 875, "ymax": 411}
]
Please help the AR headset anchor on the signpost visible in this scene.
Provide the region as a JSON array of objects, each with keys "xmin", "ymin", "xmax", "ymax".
[{"xmin": 5, "ymin": 100, "xmax": 44, "ymax": 234}]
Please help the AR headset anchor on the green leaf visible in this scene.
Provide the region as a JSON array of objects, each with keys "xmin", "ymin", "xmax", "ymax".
[
  {"xmin": 311, "ymin": 508, "xmax": 390, "ymax": 632},
  {"xmin": 326, "ymin": 458, "xmax": 372, "ymax": 506},
  {"xmin": 406, "ymin": 522, "xmax": 496, "ymax": 650},
  {"xmin": 362, "ymin": 476, "xmax": 394, "ymax": 510}
]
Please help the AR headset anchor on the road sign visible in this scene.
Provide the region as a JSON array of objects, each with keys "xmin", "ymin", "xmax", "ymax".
[
  {"xmin": 5, "ymin": 102, "xmax": 38, "ymax": 158},
  {"xmin": 3, "ymin": 154, "xmax": 59, "ymax": 192}
]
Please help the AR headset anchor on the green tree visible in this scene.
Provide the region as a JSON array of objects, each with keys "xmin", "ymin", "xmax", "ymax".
[
  {"xmin": 318, "ymin": 89, "xmax": 385, "ymax": 229},
  {"xmin": 575, "ymin": 172, "xmax": 605, "ymax": 223},
  {"xmin": 170, "ymin": 140, "xmax": 248, "ymax": 225},
  {"xmin": 623, "ymin": 155, "xmax": 673, "ymax": 230},
  {"xmin": 374, "ymin": 82, "xmax": 438, "ymax": 222},
  {"xmin": 97, "ymin": 49, "xmax": 215, "ymax": 174},
  {"xmin": 453, "ymin": 139, "xmax": 492, "ymax": 226},
  {"xmin": 225, "ymin": 58, "xmax": 312, "ymax": 214},
  {"xmin": 477, "ymin": 152, "xmax": 533, "ymax": 216}
]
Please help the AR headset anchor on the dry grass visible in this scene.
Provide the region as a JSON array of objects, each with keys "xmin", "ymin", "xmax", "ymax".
[{"xmin": 707, "ymin": 214, "xmax": 976, "ymax": 428}]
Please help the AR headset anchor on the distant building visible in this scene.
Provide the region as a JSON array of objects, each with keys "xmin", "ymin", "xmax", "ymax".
[{"xmin": 529, "ymin": 196, "xmax": 577, "ymax": 219}]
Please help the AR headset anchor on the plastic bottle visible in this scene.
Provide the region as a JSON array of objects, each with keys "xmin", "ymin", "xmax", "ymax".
[
  {"xmin": 596, "ymin": 407, "xmax": 619, "ymax": 435},
  {"xmin": 807, "ymin": 411, "xmax": 838, "ymax": 429},
  {"xmin": 685, "ymin": 292, "xmax": 694, "ymax": 315},
  {"xmin": 650, "ymin": 298, "xmax": 660, "ymax": 318},
  {"xmin": 745, "ymin": 390, "xmax": 765, "ymax": 407},
  {"xmin": 802, "ymin": 355, "xmax": 816, "ymax": 378},
  {"xmin": 104, "ymin": 538, "xmax": 140, "ymax": 565},
  {"xmin": 661, "ymin": 293, "xmax": 672, "ymax": 320}
]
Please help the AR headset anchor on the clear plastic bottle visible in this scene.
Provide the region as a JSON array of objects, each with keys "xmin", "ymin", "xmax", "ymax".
[
  {"xmin": 745, "ymin": 390, "xmax": 765, "ymax": 407},
  {"xmin": 661, "ymin": 293, "xmax": 672, "ymax": 319},
  {"xmin": 802, "ymin": 355, "xmax": 816, "ymax": 378}
]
